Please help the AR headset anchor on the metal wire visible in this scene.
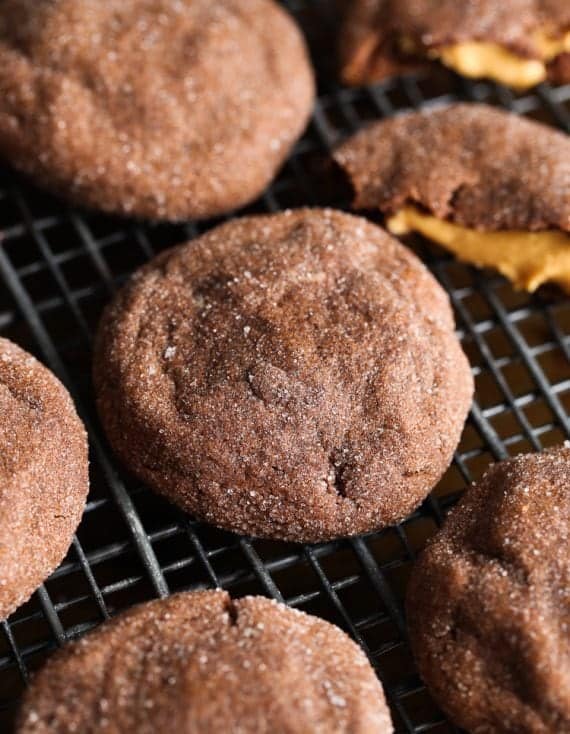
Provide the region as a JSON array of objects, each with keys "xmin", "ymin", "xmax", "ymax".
[{"xmin": 0, "ymin": 2, "xmax": 569, "ymax": 731}]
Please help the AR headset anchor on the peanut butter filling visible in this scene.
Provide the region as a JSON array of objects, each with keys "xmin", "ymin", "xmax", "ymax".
[
  {"xmin": 431, "ymin": 31, "xmax": 570, "ymax": 89},
  {"xmin": 387, "ymin": 206, "xmax": 570, "ymax": 294}
]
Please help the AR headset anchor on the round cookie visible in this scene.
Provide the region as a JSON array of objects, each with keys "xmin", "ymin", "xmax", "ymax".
[
  {"xmin": 335, "ymin": 104, "xmax": 570, "ymax": 294},
  {"xmin": 0, "ymin": 0, "xmax": 314, "ymax": 221},
  {"xmin": 94, "ymin": 208, "xmax": 473, "ymax": 542},
  {"xmin": 0, "ymin": 338, "xmax": 89, "ymax": 620},
  {"xmin": 340, "ymin": 0, "xmax": 570, "ymax": 88},
  {"xmin": 16, "ymin": 590, "xmax": 394, "ymax": 733},
  {"xmin": 407, "ymin": 448, "xmax": 570, "ymax": 734}
]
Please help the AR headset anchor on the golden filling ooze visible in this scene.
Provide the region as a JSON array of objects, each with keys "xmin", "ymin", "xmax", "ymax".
[
  {"xmin": 387, "ymin": 206, "xmax": 570, "ymax": 294},
  {"xmin": 430, "ymin": 30, "xmax": 570, "ymax": 89}
]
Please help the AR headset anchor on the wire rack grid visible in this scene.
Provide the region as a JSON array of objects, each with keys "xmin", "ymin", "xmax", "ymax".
[{"xmin": 0, "ymin": 2, "xmax": 569, "ymax": 731}]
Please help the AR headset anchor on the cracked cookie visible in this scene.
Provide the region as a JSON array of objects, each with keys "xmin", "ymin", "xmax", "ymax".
[
  {"xmin": 94, "ymin": 209, "xmax": 473, "ymax": 542},
  {"xmin": 340, "ymin": 0, "xmax": 570, "ymax": 89},
  {"xmin": 407, "ymin": 447, "xmax": 570, "ymax": 734},
  {"xmin": 334, "ymin": 104, "xmax": 570, "ymax": 295},
  {"xmin": 16, "ymin": 590, "xmax": 394, "ymax": 733},
  {"xmin": 0, "ymin": 338, "xmax": 88, "ymax": 620},
  {"xmin": 0, "ymin": 0, "xmax": 314, "ymax": 220}
]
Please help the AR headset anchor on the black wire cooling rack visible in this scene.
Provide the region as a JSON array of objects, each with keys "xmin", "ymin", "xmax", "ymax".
[{"xmin": 1, "ymin": 2, "xmax": 569, "ymax": 731}]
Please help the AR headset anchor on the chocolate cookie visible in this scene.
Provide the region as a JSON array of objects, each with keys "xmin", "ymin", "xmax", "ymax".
[
  {"xmin": 335, "ymin": 104, "xmax": 570, "ymax": 294},
  {"xmin": 94, "ymin": 209, "xmax": 473, "ymax": 542},
  {"xmin": 17, "ymin": 590, "xmax": 394, "ymax": 733},
  {"xmin": 0, "ymin": 0, "xmax": 314, "ymax": 221},
  {"xmin": 407, "ymin": 447, "xmax": 570, "ymax": 734},
  {"xmin": 0, "ymin": 338, "xmax": 88, "ymax": 620},
  {"xmin": 340, "ymin": 0, "xmax": 570, "ymax": 89}
]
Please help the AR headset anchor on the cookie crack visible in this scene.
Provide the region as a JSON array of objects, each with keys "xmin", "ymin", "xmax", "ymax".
[
  {"xmin": 245, "ymin": 370, "xmax": 266, "ymax": 404},
  {"xmin": 224, "ymin": 597, "xmax": 239, "ymax": 627},
  {"xmin": 447, "ymin": 182, "xmax": 472, "ymax": 218},
  {"xmin": 327, "ymin": 449, "xmax": 350, "ymax": 498},
  {"xmin": 0, "ymin": 379, "xmax": 41, "ymax": 412}
]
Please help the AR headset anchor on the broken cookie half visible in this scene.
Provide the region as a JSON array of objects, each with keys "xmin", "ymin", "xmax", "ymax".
[
  {"xmin": 334, "ymin": 104, "xmax": 570, "ymax": 295},
  {"xmin": 340, "ymin": 0, "xmax": 570, "ymax": 89}
]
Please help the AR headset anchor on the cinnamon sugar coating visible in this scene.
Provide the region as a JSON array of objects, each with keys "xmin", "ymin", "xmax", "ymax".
[
  {"xmin": 407, "ymin": 447, "xmax": 570, "ymax": 734},
  {"xmin": 340, "ymin": 0, "xmax": 570, "ymax": 85},
  {"xmin": 94, "ymin": 209, "xmax": 472, "ymax": 542},
  {"xmin": 17, "ymin": 590, "xmax": 394, "ymax": 733},
  {"xmin": 334, "ymin": 104, "xmax": 570, "ymax": 233},
  {"xmin": 0, "ymin": 0, "xmax": 314, "ymax": 220},
  {"xmin": 0, "ymin": 338, "xmax": 88, "ymax": 620}
]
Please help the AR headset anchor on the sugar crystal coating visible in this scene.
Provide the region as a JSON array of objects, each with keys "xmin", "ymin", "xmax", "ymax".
[
  {"xmin": 407, "ymin": 447, "xmax": 570, "ymax": 734},
  {"xmin": 335, "ymin": 103, "xmax": 570, "ymax": 233},
  {"xmin": 339, "ymin": 0, "xmax": 570, "ymax": 85},
  {"xmin": 16, "ymin": 590, "xmax": 394, "ymax": 733},
  {"xmin": 0, "ymin": 0, "xmax": 315, "ymax": 220},
  {"xmin": 0, "ymin": 338, "xmax": 88, "ymax": 620},
  {"xmin": 94, "ymin": 209, "xmax": 473, "ymax": 542}
]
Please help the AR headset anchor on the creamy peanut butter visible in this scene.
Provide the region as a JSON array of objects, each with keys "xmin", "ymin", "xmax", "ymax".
[
  {"xmin": 388, "ymin": 206, "xmax": 570, "ymax": 293},
  {"xmin": 431, "ymin": 31, "xmax": 570, "ymax": 89}
]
